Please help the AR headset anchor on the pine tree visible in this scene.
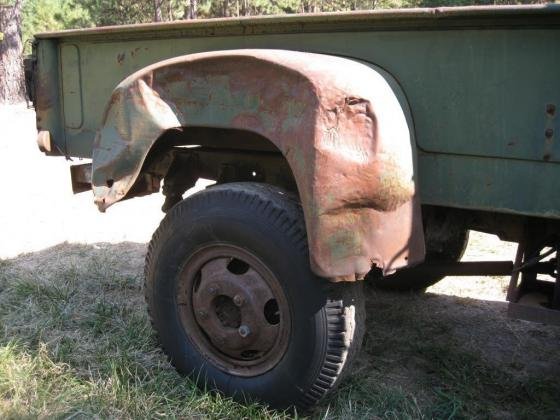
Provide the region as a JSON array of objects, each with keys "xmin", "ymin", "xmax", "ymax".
[{"xmin": 0, "ymin": 0, "xmax": 25, "ymax": 104}]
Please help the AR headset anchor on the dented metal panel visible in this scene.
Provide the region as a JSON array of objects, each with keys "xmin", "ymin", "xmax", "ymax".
[{"xmin": 91, "ymin": 49, "xmax": 424, "ymax": 281}]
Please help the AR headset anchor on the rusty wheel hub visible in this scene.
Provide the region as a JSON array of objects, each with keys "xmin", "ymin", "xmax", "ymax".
[{"xmin": 177, "ymin": 245, "xmax": 290, "ymax": 376}]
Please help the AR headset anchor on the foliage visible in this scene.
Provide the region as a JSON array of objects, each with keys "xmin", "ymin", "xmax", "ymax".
[
  {"xmin": 21, "ymin": 0, "xmax": 89, "ymax": 48},
  {"xmin": 78, "ymin": 0, "xmax": 154, "ymax": 25}
]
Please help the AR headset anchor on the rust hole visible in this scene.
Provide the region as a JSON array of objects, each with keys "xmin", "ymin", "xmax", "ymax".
[
  {"xmin": 213, "ymin": 295, "xmax": 241, "ymax": 329},
  {"xmin": 345, "ymin": 96, "xmax": 366, "ymax": 106},
  {"xmin": 106, "ymin": 179, "xmax": 114, "ymax": 188},
  {"xmin": 240, "ymin": 350, "xmax": 261, "ymax": 360},
  {"xmin": 264, "ymin": 299, "xmax": 280, "ymax": 325},
  {"xmin": 227, "ymin": 258, "xmax": 249, "ymax": 275}
]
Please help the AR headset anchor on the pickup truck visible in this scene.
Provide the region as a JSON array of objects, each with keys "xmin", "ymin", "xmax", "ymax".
[{"xmin": 29, "ymin": 4, "xmax": 560, "ymax": 410}]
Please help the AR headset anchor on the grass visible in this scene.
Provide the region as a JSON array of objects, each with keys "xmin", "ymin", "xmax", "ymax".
[{"xmin": 0, "ymin": 239, "xmax": 559, "ymax": 419}]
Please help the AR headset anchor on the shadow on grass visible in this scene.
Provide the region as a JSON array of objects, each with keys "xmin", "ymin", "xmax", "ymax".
[{"xmin": 0, "ymin": 242, "xmax": 559, "ymax": 419}]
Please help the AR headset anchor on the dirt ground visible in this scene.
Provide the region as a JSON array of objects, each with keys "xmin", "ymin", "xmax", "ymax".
[
  {"xmin": 0, "ymin": 104, "xmax": 168, "ymax": 258},
  {"xmin": 1, "ymin": 105, "xmax": 559, "ymax": 418}
]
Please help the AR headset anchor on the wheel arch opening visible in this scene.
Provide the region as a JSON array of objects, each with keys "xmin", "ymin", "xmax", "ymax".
[{"xmin": 128, "ymin": 125, "xmax": 301, "ymax": 211}]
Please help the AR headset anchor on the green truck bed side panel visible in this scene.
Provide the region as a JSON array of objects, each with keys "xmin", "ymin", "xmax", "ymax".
[
  {"xmin": 62, "ymin": 28, "xmax": 560, "ymax": 162},
  {"xmin": 60, "ymin": 44, "xmax": 83, "ymax": 129},
  {"xmin": 37, "ymin": 7, "xmax": 560, "ymax": 219},
  {"xmin": 418, "ymin": 152, "xmax": 560, "ymax": 218}
]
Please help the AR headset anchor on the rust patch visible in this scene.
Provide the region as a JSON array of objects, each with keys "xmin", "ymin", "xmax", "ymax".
[
  {"xmin": 91, "ymin": 49, "xmax": 424, "ymax": 280},
  {"xmin": 34, "ymin": 71, "xmax": 54, "ymax": 132},
  {"xmin": 177, "ymin": 244, "xmax": 291, "ymax": 376}
]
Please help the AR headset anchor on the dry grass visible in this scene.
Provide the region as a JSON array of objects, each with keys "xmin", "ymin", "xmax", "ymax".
[
  {"xmin": 0, "ymin": 243, "xmax": 279, "ymax": 418},
  {"xmin": 1, "ymin": 238, "xmax": 559, "ymax": 419},
  {"xmin": 1, "ymin": 105, "xmax": 559, "ymax": 418}
]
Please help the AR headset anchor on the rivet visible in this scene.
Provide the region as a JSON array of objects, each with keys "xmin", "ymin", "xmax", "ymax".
[
  {"xmin": 238, "ymin": 325, "xmax": 251, "ymax": 338},
  {"xmin": 233, "ymin": 294, "xmax": 245, "ymax": 306},
  {"xmin": 545, "ymin": 128, "xmax": 554, "ymax": 139}
]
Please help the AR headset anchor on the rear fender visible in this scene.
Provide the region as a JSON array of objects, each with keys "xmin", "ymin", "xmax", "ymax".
[{"xmin": 92, "ymin": 49, "xmax": 425, "ymax": 281}]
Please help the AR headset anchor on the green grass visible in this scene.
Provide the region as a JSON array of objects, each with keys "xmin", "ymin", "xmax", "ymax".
[{"xmin": 0, "ymin": 243, "xmax": 559, "ymax": 419}]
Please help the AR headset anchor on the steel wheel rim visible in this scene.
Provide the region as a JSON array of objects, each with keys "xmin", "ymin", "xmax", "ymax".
[{"xmin": 177, "ymin": 244, "xmax": 291, "ymax": 377}]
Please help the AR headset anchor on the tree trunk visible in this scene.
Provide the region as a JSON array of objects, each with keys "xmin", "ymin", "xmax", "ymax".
[
  {"xmin": 0, "ymin": 0, "xmax": 25, "ymax": 105},
  {"xmin": 154, "ymin": 0, "xmax": 163, "ymax": 22},
  {"xmin": 184, "ymin": 0, "xmax": 197, "ymax": 19},
  {"xmin": 222, "ymin": 0, "xmax": 229, "ymax": 17}
]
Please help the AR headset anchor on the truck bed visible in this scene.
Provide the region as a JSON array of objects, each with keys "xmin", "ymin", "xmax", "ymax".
[{"xmin": 32, "ymin": 5, "xmax": 560, "ymax": 219}]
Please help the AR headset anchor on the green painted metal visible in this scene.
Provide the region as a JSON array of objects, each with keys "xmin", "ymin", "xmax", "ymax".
[
  {"xmin": 33, "ymin": 39, "xmax": 63, "ymax": 155},
  {"xmin": 34, "ymin": 5, "xmax": 560, "ymax": 219},
  {"xmin": 60, "ymin": 44, "xmax": 83, "ymax": 129}
]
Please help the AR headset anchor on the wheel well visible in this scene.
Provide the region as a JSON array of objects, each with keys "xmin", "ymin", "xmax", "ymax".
[{"xmin": 128, "ymin": 126, "xmax": 299, "ymax": 210}]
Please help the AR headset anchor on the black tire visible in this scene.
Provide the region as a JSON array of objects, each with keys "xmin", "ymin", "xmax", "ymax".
[
  {"xmin": 144, "ymin": 182, "xmax": 365, "ymax": 410},
  {"xmin": 369, "ymin": 228, "xmax": 469, "ymax": 292}
]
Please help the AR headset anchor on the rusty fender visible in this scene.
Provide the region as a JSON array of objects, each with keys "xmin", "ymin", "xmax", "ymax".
[{"xmin": 92, "ymin": 49, "xmax": 425, "ymax": 281}]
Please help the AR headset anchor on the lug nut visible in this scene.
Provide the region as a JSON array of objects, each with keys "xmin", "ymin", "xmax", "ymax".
[
  {"xmin": 233, "ymin": 294, "xmax": 245, "ymax": 306},
  {"xmin": 238, "ymin": 325, "xmax": 251, "ymax": 338}
]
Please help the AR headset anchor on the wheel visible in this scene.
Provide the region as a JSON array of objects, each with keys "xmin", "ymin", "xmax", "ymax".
[
  {"xmin": 144, "ymin": 182, "xmax": 365, "ymax": 410},
  {"xmin": 369, "ymin": 218, "xmax": 469, "ymax": 292}
]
